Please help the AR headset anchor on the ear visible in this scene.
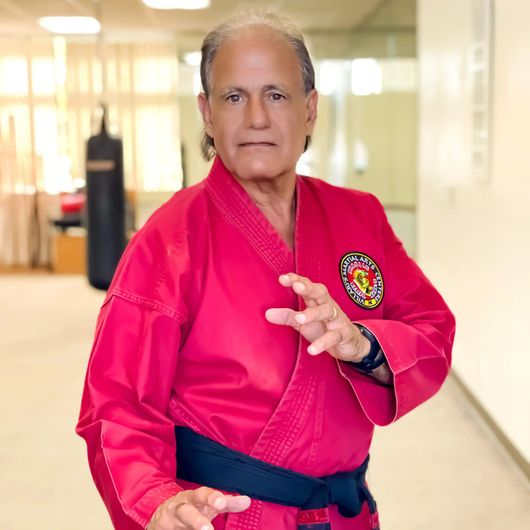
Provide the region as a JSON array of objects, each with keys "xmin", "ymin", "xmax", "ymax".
[
  {"xmin": 197, "ymin": 92, "xmax": 214, "ymax": 137},
  {"xmin": 305, "ymin": 89, "xmax": 318, "ymax": 135}
]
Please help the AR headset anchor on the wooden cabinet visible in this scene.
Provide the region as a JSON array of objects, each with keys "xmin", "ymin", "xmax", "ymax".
[{"xmin": 51, "ymin": 230, "xmax": 86, "ymax": 274}]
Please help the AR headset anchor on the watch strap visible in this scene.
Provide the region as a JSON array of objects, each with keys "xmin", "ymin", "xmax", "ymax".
[{"xmin": 349, "ymin": 324, "xmax": 386, "ymax": 374}]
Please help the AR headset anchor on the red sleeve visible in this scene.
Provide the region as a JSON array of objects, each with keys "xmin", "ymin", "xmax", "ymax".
[
  {"xmin": 76, "ymin": 291, "xmax": 184, "ymax": 529},
  {"xmin": 339, "ymin": 195, "xmax": 456, "ymax": 426}
]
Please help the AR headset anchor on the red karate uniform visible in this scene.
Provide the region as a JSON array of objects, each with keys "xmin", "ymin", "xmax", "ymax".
[{"xmin": 76, "ymin": 156, "xmax": 455, "ymax": 530}]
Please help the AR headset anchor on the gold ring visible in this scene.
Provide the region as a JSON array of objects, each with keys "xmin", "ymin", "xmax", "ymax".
[{"xmin": 328, "ymin": 305, "xmax": 338, "ymax": 322}]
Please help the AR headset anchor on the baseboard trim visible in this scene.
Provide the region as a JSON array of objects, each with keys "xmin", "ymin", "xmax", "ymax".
[{"xmin": 451, "ymin": 371, "xmax": 530, "ymax": 483}]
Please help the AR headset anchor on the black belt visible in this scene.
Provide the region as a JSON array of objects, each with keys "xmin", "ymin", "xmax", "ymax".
[{"xmin": 175, "ymin": 427, "xmax": 379, "ymax": 530}]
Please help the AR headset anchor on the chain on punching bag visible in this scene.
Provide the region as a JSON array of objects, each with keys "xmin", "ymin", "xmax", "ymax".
[{"xmin": 85, "ymin": 106, "xmax": 126, "ymax": 290}]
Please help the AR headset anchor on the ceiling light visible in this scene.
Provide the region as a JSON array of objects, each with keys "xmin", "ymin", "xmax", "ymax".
[
  {"xmin": 39, "ymin": 17, "xmax": 101, "ymax": 35},
  {"xmin": 351, "ymin": 59, "xmax": 382, "ymax": 96},
  {"xmin": 142, "ymin": 0, "xmax": 211, "ymax": 10},
  {"xmin": 183, "ymin": 52, "xmax": 202, "ymax": 66}
]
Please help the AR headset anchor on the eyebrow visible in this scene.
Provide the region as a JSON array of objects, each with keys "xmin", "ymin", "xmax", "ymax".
[
  {"xmin": 263, "ymin": 84, "xmax": 290, "ymax": 93},
  {"xmin": 218, "ymin": 84, "xmax": 292, "ymax": 97},
  {"xmin": 219, "ymin": 86, "xmax": 246, "ymax": 97}
]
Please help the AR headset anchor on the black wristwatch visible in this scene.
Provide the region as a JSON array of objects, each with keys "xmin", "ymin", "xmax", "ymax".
[{"xmin": 349, "ymin": 324, "xmax": 386, "ymax": 374}]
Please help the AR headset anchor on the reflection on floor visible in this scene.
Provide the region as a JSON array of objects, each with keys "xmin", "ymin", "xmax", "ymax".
[{"xmin": 0, "ymin": 276, "xmax": 528, "ymax": 530}]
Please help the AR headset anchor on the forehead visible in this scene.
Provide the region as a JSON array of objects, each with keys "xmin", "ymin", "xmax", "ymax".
[{"xmin": 210, "ymin": 27, "xmax": 304, "ymax": 91}]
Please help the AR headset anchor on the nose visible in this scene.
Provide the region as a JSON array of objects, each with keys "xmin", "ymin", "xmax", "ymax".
[{"xmin": 245, "ymin": 95, "xmax": 270, "ymax": 129}]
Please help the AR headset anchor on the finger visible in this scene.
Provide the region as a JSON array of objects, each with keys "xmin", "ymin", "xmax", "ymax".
[
  {"xmin": 278, "ymin": 272, "xmax": 302, "ymax": 287},
  {"xmin": 292, "ymin": 280, "xmax": 328, "ymax": 305},
  {"xmin": 279, "ymin": 273, "xmax": 314, "ymax": 296},
  {"xmin": 279, "ymin": 274, "xmax": 329, "ymax": 305},
  {"xmin": 223, "ymin": 495, "xmax": 252, "ymax": 513},
  {"xmin": 189, "ymin": 490, "xmax": 250, "ymax": 515},
  {"xmin": 190, "ymin": 487, "xmax": 226, "ymax": 511},
  {"xmin": 265, "ymin": 307, "xmax": 299, "ymax": 327},
  {"xmin": 173, "ymin": 502, "xmax": 212, "ymax": 530},
  {"xmin": 307, "ymin": 329, "xmax": 344, "ymax": 356},
  {"xmin": 294, "ymin": 303, "xmax": 337, "ymax": 325}
]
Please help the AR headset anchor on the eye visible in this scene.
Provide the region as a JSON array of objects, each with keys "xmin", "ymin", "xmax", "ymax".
[
  {"xmin": 270, "ymin": 92, "xmax": 285, "ymax": 101},
  {"xmin": 226, "ymin": 94, "xmax": 241, "ymax": 103}
]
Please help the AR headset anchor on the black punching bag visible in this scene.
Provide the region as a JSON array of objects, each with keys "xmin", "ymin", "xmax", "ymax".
[{"xmin": 85, "ymin": 107, "xmax": 126, "ymax": 290}]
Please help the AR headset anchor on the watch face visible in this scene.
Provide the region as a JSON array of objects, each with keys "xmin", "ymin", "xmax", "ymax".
[
  {"xmin": 360, "ymin": 326, "xmax": 375, "ymax": 343},
  {"xmin": 360, "ymin": 327, "xmax": 377, "ymax": 352}
]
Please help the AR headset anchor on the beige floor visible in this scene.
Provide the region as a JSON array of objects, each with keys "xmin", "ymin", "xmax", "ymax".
[{"xmin": 0, "ymin": 275, "xmax": 528, "ymax": 530}]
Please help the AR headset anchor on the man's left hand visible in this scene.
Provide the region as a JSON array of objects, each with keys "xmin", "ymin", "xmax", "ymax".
[{"xmin": 265, "ymin": 273, "xmax": 370, "ymax": 362}]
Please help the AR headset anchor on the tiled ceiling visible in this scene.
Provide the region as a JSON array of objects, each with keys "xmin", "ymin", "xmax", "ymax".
[{"xmin": 0, "ymin": 0, "xmax": 415, "ymax": 35}]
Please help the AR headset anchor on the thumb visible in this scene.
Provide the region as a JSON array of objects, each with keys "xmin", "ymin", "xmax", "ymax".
[{"xmin": 223, "ymin": 495, "xmax": 251, "ymax": 513}]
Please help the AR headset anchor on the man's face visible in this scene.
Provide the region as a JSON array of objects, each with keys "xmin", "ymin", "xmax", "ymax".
[{"xmin": 198, "ymin": 27, "xmax": 318, "ymax": 182}]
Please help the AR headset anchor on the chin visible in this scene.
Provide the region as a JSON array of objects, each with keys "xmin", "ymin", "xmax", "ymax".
[
  {"xmin": 245, "ymin": 155, "xmax": 300, "ymax": 180},
  {"xmin": 240, "ymin": 168, "xmax": 276, "ymax": 181},
  {"xmin": 233, "ymin": 159, "xmax": 284, "ymax": 181}
]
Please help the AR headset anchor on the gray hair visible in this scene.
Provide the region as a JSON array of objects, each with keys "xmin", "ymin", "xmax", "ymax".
[{"xmin": 199, "ymin": 10, "xmax": 315, "ymax": 161}]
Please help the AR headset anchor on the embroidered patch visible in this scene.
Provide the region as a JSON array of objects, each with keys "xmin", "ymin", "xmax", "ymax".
[{"xmin": 339, "ymin": 252, "xmax": 384, "ymax": 309}]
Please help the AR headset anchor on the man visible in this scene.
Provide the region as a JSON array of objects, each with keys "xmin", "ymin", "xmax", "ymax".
[{"xmin": 77, "ymin": 10, "xmax": 455, "ymax": 530}]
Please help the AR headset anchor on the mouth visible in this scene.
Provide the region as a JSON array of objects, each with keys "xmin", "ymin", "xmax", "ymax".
[{"xmin": 239, "ymin": 142, "xmax": 276, "ymax": 147}]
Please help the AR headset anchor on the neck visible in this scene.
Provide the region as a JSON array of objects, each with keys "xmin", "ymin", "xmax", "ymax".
[
  {"xmin": 236, "ymin": 173, "xmax": 295, "ymax": 208},
  {"xmin": 234, "ymin": 172, "xmax": 297, "ymax": 249}
]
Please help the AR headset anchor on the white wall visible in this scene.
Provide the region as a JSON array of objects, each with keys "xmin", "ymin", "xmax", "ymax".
[{"xmin": 418, "ymin": 0, "xmax": 530, "ymax": 462}]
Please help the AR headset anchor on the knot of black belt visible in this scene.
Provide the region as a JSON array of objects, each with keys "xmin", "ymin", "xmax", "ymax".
[{"xmin": 175, "ymin": 427, "xmax": 379, "ymax": 530}]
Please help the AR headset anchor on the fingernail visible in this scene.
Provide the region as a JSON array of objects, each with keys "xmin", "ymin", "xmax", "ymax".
[
  {"xmin": 213, "ymin": 497, "xmax": 224, "ymax": 509},
  {"xmin": 295, "ymin": 313, "xmax": 306, "ymax": 323},
  {"xmin": 308, "ymin": 346, "xmax": 317, "ymax": 355},
  {"xmin": 200, "ymin": 525, "xmax": 212, "ymax": 530},
  {"xmin": 294, "ymin": 282, "xmax": 305, "ymax": 291}
]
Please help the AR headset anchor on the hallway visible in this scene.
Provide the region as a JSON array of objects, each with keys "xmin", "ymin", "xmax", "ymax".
[{"xmin": 0, "ymin": 275, "xmax": 528, "ymax": 530}]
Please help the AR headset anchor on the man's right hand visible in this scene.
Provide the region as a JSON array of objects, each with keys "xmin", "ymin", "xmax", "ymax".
[{"xmin": 146, "ymin": 487, "xmax": 251, "ymax": 530}]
